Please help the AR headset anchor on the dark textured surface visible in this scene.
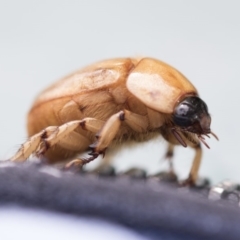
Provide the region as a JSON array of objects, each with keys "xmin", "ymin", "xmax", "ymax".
[{"xmin": 0, "ymin": 162, "xmax": 240, "ymax": 240}]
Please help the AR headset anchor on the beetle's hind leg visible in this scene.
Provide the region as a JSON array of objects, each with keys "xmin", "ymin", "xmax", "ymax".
[
  {"xmin": 10, "ymin": 118, "xmax": 105, "ymax": 164},
  {"xmin": 10, "ymin": 126, "xmax": 59, "ymax": 162}
]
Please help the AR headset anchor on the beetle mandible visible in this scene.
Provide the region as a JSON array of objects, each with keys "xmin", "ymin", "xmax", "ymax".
[{"xmin": 10, "ymin": 57, "xmax": 218, "ymax": 184}]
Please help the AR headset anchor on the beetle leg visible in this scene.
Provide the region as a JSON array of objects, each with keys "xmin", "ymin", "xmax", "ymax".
[
  {"xmin": 124, "ymin": 109, "xmax": 149, "ymax": 132},
  {"xmin": 10, "ymin": 126, "xmax": 58, "ymax": 162},
  {"xmin": 79, "ymin": 118, "xmax": 105, "ymax": 133},
  {"xmin": 183, "ymin": 143, "xmax": 202, "ymax": 185},
  {"xmin": 161, "ymin": 127, "xmax": 203, "ymax": 185},
  {"xmin": 11, "ymin": 118, "xmax": 105, "ymax": 162},
  {"xmin": 161, "ymin": 127, "xmax": 178, "ymax": 174},
  {"xmin": 64, "ymin": 152, "xmax": 100, "ymax": 171},
  {"xmin": 35, "ymin": 121, "xmax": 84, "ymax": 156},
  {"xmin": 90, "ymin": 109, "xmax": 148, "ymax": 153},
  {"xmin": 165, "ymin": 143, "xmax": 175, "ymax": 173},
  {"xmin": 36, "ymin": 118, "xmax": 106, "ymax": 156}
]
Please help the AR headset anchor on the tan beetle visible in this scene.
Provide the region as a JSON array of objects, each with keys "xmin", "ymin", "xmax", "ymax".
[{"xmin": 10, "ymin": 57, "xmax": 218, "ymax": 184}]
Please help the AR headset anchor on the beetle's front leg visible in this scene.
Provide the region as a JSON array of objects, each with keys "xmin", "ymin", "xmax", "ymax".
[
  {"xmin": 183, "ymin": 143, "xmax": 202, "ymax": 185},
  {"xmin": 161, "ymin": 126, "xmax": 203, "ymax": 185}
]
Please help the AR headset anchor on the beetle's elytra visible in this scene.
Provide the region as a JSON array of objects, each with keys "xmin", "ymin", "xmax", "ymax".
[{"xmin": 10, "ymin": 57, "xmax": 218, "ymax": 184}]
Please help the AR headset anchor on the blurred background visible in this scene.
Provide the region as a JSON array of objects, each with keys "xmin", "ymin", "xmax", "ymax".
[{"xmin": 0, "ymin": 1, "xmax": 239, "ymax": 185}]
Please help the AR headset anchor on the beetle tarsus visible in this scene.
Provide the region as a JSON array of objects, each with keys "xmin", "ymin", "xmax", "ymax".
[
  {"xmin": 36, "ymin": 140, "xmax": 50, "ymax": 157},
  {"xmin": 180, "ymin": 177, "xmax": 195, "ymax": 187},
  {"xmin": 179, "ymin": 171, "xmax": 201, "ymax": 186},
  {"xmin": 64, "ymin": 152, "xmax": 100, "ymax": 172},
  {"xmin": 81, "ymin": 153, "xmax": 99, "ymax": 165}
]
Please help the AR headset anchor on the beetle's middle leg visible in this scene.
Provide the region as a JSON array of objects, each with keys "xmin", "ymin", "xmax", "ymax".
[
  {"xmin": 65, "ymin": 109, "xmax": 149, "ymax": 170},
  {"xmin": 165, "ymin": 143, "xmax": 175, "ymax": 173},
  {"xmin": 160, "ymin": 127, "xmax": 180, "ymax": 177}
]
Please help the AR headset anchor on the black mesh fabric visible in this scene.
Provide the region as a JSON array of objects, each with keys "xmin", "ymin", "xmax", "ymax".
[{"xmin": 0, "ymin": 162, "xmax": 240, "ymax": 240}]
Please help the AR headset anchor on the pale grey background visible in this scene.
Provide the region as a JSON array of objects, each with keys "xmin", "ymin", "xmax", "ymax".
[
  {"xmin": 0, "ymin": 1, "xmax": 239, "ymax": 183},
  {"xmin": 0, "ymin": 1, "xmax": 239, "ymax": 239}
]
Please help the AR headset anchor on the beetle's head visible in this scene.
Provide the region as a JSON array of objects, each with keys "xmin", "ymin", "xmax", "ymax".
[
  {"xmin": 173, "ymin": 96, "xmax": 211, "ymax": 134},
  {"xmin": 171, "ymin": 96, "xmax": 218, "ymax": 148}
]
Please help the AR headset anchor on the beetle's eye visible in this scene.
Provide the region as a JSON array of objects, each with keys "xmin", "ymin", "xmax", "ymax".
[
  {"xmin": 173, "ymin": 96, "xmax": 209, "ymax": 128},
  {"xmin": 173, "ymin": 102, "xmax": 194, "ymax": 127},
  {"xmin": 175, "ymin": 104, "xmax": 192, "ymax": 117}
]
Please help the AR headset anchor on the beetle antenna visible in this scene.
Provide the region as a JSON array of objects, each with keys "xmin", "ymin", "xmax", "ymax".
[
  {"xmin": 210, "ymin": 131, "xmax": 219, "ymax": 141},
  {"xmin": 200, "ymin": 135, "xmax": 205, "ymax": 140},
  {"xmin": 171, "ymin": 129, "xmax": 187, "ymax": 147},
  {"xmin": 198, "ymin": 135, "xmax": 210, "ymax": 149},
  {"xmin": 204, "ymin": 134, "xmax": 210, "ymax": 138}
]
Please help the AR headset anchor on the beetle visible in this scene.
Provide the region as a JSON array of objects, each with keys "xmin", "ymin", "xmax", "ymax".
[{"xmin": 10, "ymin": 57, "xmax": 218, "ymax": 184}]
